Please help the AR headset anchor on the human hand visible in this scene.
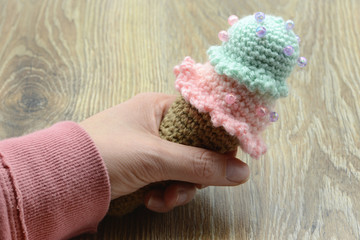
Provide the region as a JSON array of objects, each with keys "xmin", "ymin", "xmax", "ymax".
[{"xmin": 79, "ymin": 93, "xmax": 250, "ymax": 212}]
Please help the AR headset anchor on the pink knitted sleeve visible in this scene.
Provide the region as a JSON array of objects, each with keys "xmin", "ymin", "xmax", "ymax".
[{"xmin": 0, "ymin": 121, "xmax": 111, "ymax": 240}]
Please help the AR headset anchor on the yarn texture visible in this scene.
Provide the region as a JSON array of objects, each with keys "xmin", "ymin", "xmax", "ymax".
[
  {"xmin": 108, "ymin": 13, "xmax": 303, "ymax": 216},
  {"xmin": 159, "ymin": 96, "xmax": 239, "ymax": 153},
  {"xmin": 208, "ymin": 15, "xmax": 299, "ymax": 98},
  {"xmin": 174, "ymin": 57, "xmax": 272, "ymax": 158},
  {"xmin": 108, "ymin": 98, "xmax": 239, "ymax": 216}
]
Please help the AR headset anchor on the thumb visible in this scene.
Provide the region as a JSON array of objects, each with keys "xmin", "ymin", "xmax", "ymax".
[{"xmin": 157, "ymin": 139, "xmax": 250, "ymax": 186}]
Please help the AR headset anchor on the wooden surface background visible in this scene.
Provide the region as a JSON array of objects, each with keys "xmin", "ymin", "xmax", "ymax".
[{"xmin": 0, "ymin": 0, "xmax": 359, "ymax": 239}]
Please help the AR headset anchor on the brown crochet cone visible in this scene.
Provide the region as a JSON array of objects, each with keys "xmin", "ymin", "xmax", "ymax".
[{"xmin": 107, "ymin": 96, "xmax": 239, "ymax": 216}]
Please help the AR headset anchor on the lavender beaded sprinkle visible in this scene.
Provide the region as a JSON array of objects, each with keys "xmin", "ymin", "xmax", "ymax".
[
  {"xmin": 283, "ymin": 45, "xmax": 294, "ymax": 56},
  {"xmin": 285, "ymin": 20, "xmax": 295, "ymax": 30},
  {"xmin": 297, "ymin": 57, "xmax": 307, "ymax": 67},
  {"xmin": 255, "ymin": 12, "xmax": 265, "ymax": 23},
  {"xmin": 269, "ymin": 112, "xmax": 279, "ymax": 122},
  {"xmin": 256, "ymin": 26, "xmax": 266, "ymax": 38}
]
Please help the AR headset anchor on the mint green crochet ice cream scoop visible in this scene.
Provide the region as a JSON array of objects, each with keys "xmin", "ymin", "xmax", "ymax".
[{"xmin": 208, "ymin": 14, "xmax": 301, "ymax": 99}]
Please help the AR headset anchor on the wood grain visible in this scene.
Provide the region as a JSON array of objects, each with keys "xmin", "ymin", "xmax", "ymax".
[{"xmin": 0, "ymin": 0, "xmax": 359, "ymax": 239}]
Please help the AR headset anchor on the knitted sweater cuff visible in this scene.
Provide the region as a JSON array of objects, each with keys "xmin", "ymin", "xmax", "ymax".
[{"xmin": 0, "ymin": 121, "xmax": 111, "ymax": 240}]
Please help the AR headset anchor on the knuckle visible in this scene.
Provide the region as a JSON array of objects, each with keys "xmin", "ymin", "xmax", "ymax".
[
  {"xmin": 133, "ymin": 92, "xmax": 156, "ymax": 103},
  {"xmin": 193, "ymin": 150, "xmax": 217, "ymax": 178},
  {"xmin": 135, "ymin": 92, "xmax": 151, "ymax": 98}
]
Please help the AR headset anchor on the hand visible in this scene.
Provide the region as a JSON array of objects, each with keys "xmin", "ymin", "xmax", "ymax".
[{"xmin": 79, "ymin": 93, "xmax": 250, "ymax": 212}]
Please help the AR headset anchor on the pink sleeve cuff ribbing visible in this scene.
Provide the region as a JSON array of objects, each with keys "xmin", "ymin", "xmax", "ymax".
[{"xmin": 0, "ymin": 121, "xmax": 111, "ymax": 240}]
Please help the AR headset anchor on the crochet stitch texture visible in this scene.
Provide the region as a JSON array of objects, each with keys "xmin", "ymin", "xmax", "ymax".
[
  {"xmin": 174, "ymin": 57, "xmax": 271, "ymax": 158},
  {"xmin": 108, "ymin": 13, "xmax": 303, "ymax": 216},
  {"xmin": 108, "ymin": 99, "xmax": 239, "ymax": 216},
  {"xmin": 208, "ymin": 15, "xmax": 299, "ymax": 98}
]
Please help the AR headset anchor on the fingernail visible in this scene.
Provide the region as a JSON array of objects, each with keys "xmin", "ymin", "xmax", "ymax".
[
  {"xmin": 195, "ymin": 184, "xmax": 208, "ymax": 189},
  {"xmin": 226, "ymin": 158, "xmax": 250, "ymax": 183},
  {"xmin": 147, "ymin": 195, "xmax": 165, "ymax": 209},
  {"xmin": 176, "ymin": 191, "xmax": 188, "ymax": 205}
]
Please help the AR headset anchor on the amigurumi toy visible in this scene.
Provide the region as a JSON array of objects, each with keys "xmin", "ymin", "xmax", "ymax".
[{"xmin": 107, "ymin": 13, "xmax": 307, "ymax": 216}]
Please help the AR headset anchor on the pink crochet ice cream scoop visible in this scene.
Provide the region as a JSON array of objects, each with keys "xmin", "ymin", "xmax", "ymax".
[{"xmin": 174, "ymin": 57, "xmax": 271, "ymax": 158}]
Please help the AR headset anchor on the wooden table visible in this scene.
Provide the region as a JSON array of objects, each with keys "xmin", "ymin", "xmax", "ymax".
[{"xmin": 0, "ymin": 0, "xmax": 359, "ymax": 239}]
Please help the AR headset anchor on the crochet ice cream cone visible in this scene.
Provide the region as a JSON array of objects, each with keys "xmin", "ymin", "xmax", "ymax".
[
  {"xmin": 108, "ymin": 13, "xmax": 307, "ymax": 216},
  {"xmin": 159, "ymin": 96, "xmax": 239, "ymax": 153}
]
